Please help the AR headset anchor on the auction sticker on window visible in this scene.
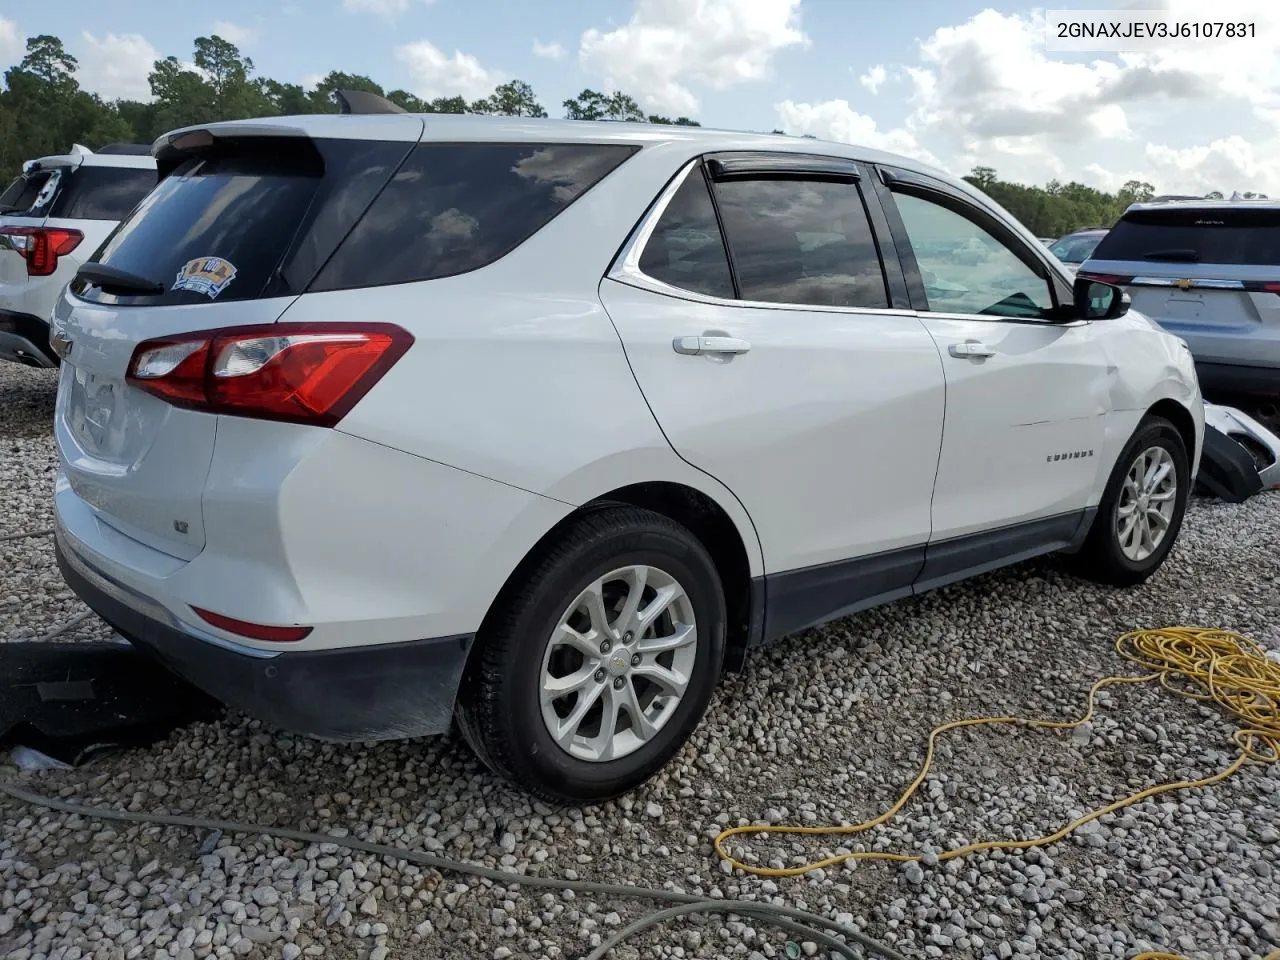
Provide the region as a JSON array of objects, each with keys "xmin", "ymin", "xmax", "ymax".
[{"xmin": 172, "ymin": 257, "xmax": 238, "ymax": 299}]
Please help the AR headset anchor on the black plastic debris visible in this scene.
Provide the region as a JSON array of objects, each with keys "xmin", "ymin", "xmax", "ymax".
[
  {"xmin": 0, "ymin": 640, "xmax": 223, "ymax": 766},
  {"xmin": 1196, "ymin": 424, "xmax": 1266, "ymax": 504}
]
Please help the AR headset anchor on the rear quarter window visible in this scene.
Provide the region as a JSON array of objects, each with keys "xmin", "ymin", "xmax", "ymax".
[
  {"xmin": 1091, "ymin": 207, "xmax": 1280, "ymax": 266},
  {"xmin": 0, "ymin": 170, "xmax": 59, "ymax": 218},
  {"xmin": 310, "ymin": 142, "xmax": 639, "ymax": 291}
]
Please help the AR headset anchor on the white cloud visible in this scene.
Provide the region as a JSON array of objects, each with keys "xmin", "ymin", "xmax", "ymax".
[
  {"xmin": 344, "ymin": 0, "xmax": 407, "ymax": 15},
  {"xmin": 859, "ymin": 64, "xmax": 886, "ymax": 95},
  {"xmin": 775, "ymin": 99, "xmax": 939, "ymax": 168},
  {"xmin": 76, "ymin": 32, "xmax": 160, "ymax": 101},
  {"xmin": 579, "ymin": 0, "xmax": 808, "ymax": 116},
  {"xmin": 0, "ymin": 17, "xmax": 22, "ymax": 65},
  {"xmin": 532, "ymin": 39, "xmax": 565, "ymax": 60},
  {"xmin": 211, "ymin": 20, "xmax": 258, "ymax": 46},
  {"xmin": 395, "ymin": 40, "xmax": 504, "ymax": 101},
  {"xmin": 343, "ymin": 0, "xmax": 434, "ymax": 17}
]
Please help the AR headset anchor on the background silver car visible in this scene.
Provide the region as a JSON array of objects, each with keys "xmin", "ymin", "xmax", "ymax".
[{"xmin": 1080, "ymin": 199, "xmax": 1280, "ymax": 431}]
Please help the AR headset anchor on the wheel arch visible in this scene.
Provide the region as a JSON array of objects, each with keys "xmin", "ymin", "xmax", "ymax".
[
  {"xmin": 476, "ymin": 480, "xmax": 761, "ymax": 675},
  {"xmin": 1146, "ymin": 397, "xmax": 1200, "ymax": 469}
]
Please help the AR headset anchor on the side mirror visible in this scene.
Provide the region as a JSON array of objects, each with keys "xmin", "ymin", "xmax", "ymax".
[{"xmin": 1073, "ymin": 276, "xmax": 1130, "ymax": 320}]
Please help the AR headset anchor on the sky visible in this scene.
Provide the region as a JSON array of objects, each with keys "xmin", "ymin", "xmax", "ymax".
[{"xmin": 3, "ymin": 0, "xmax": 1280, "ymax": 195}]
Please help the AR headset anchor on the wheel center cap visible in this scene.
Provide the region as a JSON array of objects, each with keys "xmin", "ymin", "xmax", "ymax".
[{"xmin": 606, "ymin": 650, "xmax": 630, "ymax": 676}]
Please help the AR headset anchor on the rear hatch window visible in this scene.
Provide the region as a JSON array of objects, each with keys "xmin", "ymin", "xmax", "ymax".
[
  {"xmin": 1091, "ymin": 207, "xmax": 1280, "ymax": 266},
  {"xmin": 72, "ymin": 137, "xmax": 414, "ymax": 307},
  {"xmin": 47, "ymin": 165, "xmax": 157, "ymax": 221}
]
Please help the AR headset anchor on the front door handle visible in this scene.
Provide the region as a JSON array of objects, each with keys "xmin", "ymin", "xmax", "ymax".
[
  {"xmin": 948, "ymin": 340, "xmax": 995, "ymax": 359},
  {"xmin": 672, "ymin": 335, "xmax": 752, "ymax": 356}
]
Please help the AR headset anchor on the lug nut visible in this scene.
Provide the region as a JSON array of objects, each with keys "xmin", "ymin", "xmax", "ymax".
[
  {"xmin": 631, "ymin": 654, "xmax": 641, "ymax": 667},
  {"xmin": 613, "ymin": 677, "xmax": 625, "ymax": 690},
  {"xmin": 623, "ymin": 632, "xmax": 634, "ymax": 643},
  {"xmin": 594, "ymin": 669, "xmax": 606, "ymax": 683},
  {"xmin": 599, "ymin": 639, "xmax": 612, "ymax": 654}
]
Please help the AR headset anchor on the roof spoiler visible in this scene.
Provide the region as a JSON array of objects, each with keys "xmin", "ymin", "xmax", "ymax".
[
  {"xmin": 96, "ymin": 143, "xmax": 154, "ymax": 156},
  {"xmin": 334, "ymin": 89, "xmax": 408, "ymax": 115}
]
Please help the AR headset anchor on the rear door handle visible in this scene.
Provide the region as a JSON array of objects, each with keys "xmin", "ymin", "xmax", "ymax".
[
  {"xmin": 948, "ymin": 340, "xmax": 995, "ymax": 359},
  {"xmin": 672, "ymin": 335, "xmax": 752, "ymax": 356}
]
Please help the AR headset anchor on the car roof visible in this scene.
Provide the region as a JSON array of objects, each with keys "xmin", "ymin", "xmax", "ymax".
[{"xmin": 164, "ymin": 113, "xmax": 956, "ymax": 183}]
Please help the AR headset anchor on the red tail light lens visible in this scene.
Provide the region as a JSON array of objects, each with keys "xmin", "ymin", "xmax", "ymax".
[
  {"xmin": 0, "ymin": 226, "xmax": 83, "ymax": 277},
  {"xmin": 126, "ymin": 322, "xmax": 413, "ymax": 426},
  {"xmin": 192, "ymin": 606, "xmax": 312, "ymax": 643},
  {"xmin": 1076, "ymin": 271, "xmax": 1129, "ymax": 286}
]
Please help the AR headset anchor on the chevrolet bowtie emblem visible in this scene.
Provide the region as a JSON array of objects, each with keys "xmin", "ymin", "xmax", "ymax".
[{"xmin": 1175, "ymin": 279, "xmax": 1194, "ymax": 290}]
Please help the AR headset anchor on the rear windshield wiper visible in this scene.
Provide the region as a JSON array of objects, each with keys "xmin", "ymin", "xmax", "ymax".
[
  {"xmin": 1142, "ymin": 248, "xmax": 1200, "ymax": 262},
  {"xmin": 76, "ymin": 263, "xmax": 165, "ymax": 295}
]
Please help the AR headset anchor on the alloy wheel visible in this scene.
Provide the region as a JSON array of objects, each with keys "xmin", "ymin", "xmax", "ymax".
[{"xmin": 539, "ymin": 565, "xmax": 698, "ymax": 762}]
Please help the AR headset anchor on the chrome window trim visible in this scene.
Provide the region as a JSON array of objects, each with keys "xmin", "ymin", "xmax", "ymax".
[{"xmin": 607, "ymin": 158, "xmax": 917, "ymax": 319}]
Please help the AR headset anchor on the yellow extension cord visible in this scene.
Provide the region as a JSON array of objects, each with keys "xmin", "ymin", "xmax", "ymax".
[{"xmin": 712, "ymin": 627, "xmax": 1280, "ymax": 960}]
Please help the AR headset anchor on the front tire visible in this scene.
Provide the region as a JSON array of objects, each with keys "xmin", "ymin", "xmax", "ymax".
[
  {"xmin": 455, "ymin": 506, "xmax": 726, "ymax": 804},
  {"xmin": 1072, "ymin": 415, "xmax": 1190, "ymax": 586}
]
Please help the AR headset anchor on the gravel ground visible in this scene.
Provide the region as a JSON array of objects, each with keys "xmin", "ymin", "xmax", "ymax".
[{"xmin": 2, "ymin": 361, "xmax": 1279, "ymax": 960}]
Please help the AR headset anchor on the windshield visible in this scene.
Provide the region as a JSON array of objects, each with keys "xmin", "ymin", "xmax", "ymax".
[{"xmin": 1048, "ymin": 233, "xmax": 1105, "ymax": 264}]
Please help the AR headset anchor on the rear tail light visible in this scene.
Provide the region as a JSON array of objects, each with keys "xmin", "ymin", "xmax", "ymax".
[
  {"xmin": 192, "ymin": 606, "xmax": 313, "ymax": 643},
  {"xmin": 1076, "ymin": 271, "xmax": 1130, "ymax": 286},
  {"xmin": 0, "ymin": 226, "xmax": 83, "ymax": 277},
  {"xmin": 1248, "ymin": 282, "xmax": 1280, "ymax": 295},
  {"xmin": 126, "ymin": 322, "xmax": 413, "ymax": 426}
]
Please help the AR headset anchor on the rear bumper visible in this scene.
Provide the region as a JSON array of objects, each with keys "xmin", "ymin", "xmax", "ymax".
[
  {"xmin": 56, "ymin": 527, "xmax": 473, "ymax": 742},
  {"xmin": 0, "ymin": 308, "xmax": 57, "ymax": 367},
  {"xmin": 1195, "ymin": 361, "xmax": 1280, "ymax": 405}
]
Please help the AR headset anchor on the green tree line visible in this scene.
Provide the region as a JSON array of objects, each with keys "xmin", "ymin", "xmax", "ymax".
[
  {"xmin": 0, "ymin": 33, "xmax": 699, "ymax": 179},
  {"xmin": 2, "ymin": 33, "xmax": 1241, "ymax": 238}
]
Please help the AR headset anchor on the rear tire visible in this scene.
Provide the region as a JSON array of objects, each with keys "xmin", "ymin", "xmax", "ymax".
[
  {"xmin": 1071, "ymin": 416, "xmax": 1189, "ymax": 587},
  {"xmin": 455, "ymin": 506, "xmax": 725, "ymax": 804}
]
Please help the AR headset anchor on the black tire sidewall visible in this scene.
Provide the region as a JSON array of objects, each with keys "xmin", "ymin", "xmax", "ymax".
[
  {"xmin": 495, "ymin": 523, "xmax": 725, "ymax": 802},
  {"xmin": 1094, "ymin": 419, "xmax": 1190, "ymax": 578}
]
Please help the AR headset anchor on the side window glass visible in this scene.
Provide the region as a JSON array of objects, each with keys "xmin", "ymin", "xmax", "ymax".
[
  {"xmin": 713, "ymin": 177, "xmax": 888, "ymax": 308},
  {"xmin": 893, "ymin": 191, "xmax": 1053, "ymax": 319},
  {"xmin": 638, "ymin": 169, "xmax": 735, "ymax": 299}
]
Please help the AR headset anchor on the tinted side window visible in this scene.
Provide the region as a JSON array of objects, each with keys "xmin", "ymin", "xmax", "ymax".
[
  {"xmin": 893, "ymin": 191, "xmax": 1053, "ymax": 319},
  {"xmin": 312, "ymin": 142, "xmax": 638, "ymax": 291},
  {"xmin": 713, "ymin": 178, "xmax": 888, "ymax": 308},
  {"xmin": 51, "ymin": 166, "xmax": 157, "ymax": 220},
  {"xmin": 638, "ymin": 168, "xmax": 734, "ymax": 299},
  {"xmin": 0, "ymin": 170, "xmax": 58, "ymax": 217},
  {"xmin": 1048, "ymin": 233, "xmax": 1105, "ymax": 264}
]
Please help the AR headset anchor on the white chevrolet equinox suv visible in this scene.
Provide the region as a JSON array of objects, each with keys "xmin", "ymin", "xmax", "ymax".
[{"xmin": 51, "ymin": 115, "xmax": 1203, "ymax": 802}]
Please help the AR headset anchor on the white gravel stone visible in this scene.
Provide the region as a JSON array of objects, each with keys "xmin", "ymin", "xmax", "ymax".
[{"xmin": 2, "ymin": 364, "xmax": 1279, "ymax": 960}]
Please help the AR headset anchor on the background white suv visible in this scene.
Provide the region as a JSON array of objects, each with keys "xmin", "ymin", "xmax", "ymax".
[
  {"xmin": 50, "ymin": 116, "xmax": 1203, "ymax": 802},
  {"xmin": 0, "ymin": 144, "xmax": 156, "ymax": 367}
]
